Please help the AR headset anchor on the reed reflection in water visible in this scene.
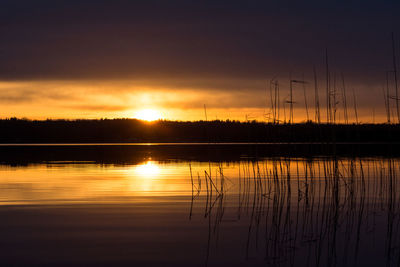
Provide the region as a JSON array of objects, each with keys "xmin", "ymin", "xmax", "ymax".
[{"xmin": 188, "ymin": 158, "xmax": 400, "ymax": 267}]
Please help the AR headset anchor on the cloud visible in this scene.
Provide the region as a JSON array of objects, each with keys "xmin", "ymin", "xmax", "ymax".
[
  {"xmin": 64, "ymin": 104, "xmax": 128, "ymax": 111},
  {"xmin": 0, "ymin": 83, "xmax": 80, "ymax": 104},
  {"xmin": 0, "ymin": 0, "xmax": 398, "ymax": 85}
]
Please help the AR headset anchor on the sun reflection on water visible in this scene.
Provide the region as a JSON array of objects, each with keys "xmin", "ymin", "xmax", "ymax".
[
  {"xmin": 133, "ymin": 161, "xmax": 160, "ymax": 177},
  {"xmin": 0, "ymin": 161, "xmax": 198, "ymax": 204},
  {"xmin": 128, "ymin": 160, "xmax": 163, "ymax": 193}
]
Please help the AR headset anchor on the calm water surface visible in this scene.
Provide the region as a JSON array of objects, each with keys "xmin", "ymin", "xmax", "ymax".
[{"xmin": 0, "ymin": 144, "xmax": 400, "ymax": 266}]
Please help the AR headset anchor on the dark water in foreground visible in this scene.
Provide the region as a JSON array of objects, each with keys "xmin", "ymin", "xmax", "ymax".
[{"xmin": 1, "ymin": 144, "xmax": 400, "ymax": 266}]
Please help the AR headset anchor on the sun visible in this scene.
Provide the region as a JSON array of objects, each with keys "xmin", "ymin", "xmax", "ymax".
[{"xmin": 134, "ymin": 109, "xmax": 162, "ymax": 121}]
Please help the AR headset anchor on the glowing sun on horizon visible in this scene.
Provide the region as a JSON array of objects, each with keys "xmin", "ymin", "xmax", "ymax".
[{"xmin": 134, "ymin": 109, "xmax": 162, "ymax": 121}]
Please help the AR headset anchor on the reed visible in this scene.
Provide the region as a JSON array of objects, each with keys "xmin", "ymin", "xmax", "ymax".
[{"xmin": 189, "ymin": 157, "xmax": 400, "ymax": 266}]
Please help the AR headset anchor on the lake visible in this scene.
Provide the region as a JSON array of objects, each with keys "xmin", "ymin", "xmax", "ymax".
[{"xmin": 0, "ymin": 144, "xmax": 399, "ymax": 266}]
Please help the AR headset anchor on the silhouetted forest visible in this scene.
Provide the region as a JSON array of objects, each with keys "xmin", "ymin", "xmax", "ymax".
[{"xmin": 0, "ymin": 118, "xmax": 400, "ymax": 143}]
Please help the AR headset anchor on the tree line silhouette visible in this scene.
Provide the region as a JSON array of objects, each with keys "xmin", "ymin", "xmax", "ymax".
[{"xmin": 0, "ymin": 118, "xmax": 399, "ymax": 143}]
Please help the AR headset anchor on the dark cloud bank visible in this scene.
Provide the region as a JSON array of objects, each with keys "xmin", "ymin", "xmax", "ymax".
[{"xmin": 0, "ymin": 0, "xmax": 399, "ymax": 85}]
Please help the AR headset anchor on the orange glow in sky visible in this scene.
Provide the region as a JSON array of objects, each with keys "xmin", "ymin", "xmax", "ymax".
[{"xmin": 0, "ymin": 81, "xmax": 388, "ymax": 123}]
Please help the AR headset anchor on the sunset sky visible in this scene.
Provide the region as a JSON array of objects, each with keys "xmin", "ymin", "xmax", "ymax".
[{"xmin": 1, "ymin": 0, "xmax": 399, "ymax": 122}]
